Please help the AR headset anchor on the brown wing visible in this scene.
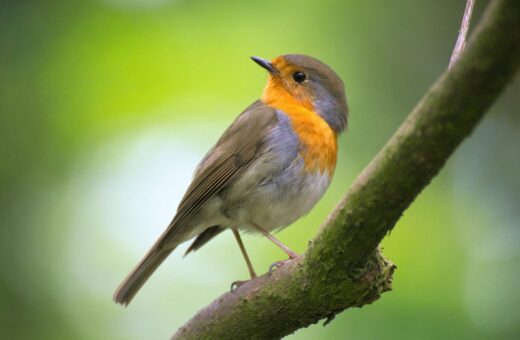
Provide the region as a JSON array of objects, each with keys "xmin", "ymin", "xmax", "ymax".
[{"xmin": 157, "ymin": 100, "xmax": 277, "ymax": 248}]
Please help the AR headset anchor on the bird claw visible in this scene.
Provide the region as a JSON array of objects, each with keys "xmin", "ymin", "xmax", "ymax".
[
  {"xmin": 233, "ymin": 255, "xmax": 298, "ymax": 290},
  {"xmin": 230, "ymin": 280, "xmax": 249, "ymax": 293},
  {"xmin": 268, "ymin": 258, "xmax": 293, "ymax": 276}
]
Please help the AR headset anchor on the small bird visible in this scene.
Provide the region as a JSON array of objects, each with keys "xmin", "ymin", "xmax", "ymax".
[{"xmin": 114, "ymin": 54, "xmax": 348, "ymax": 306}]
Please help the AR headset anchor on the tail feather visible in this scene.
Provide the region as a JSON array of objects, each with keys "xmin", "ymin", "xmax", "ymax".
[
  {"xmin": 184, "ymin": 225, "xmax": 224, "ymax": 257},
  {"xmin": 113, "ymin": 244, "xmax": 175, "ymax": 306}
]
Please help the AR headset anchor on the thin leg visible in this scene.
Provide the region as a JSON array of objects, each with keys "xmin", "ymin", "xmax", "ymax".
[
  {"xmin": 251, "ymin": 223, "xmax": 298, "ymax": 258},
  {"xmin": 232, "ymin": 228, "xmax": 257, "ymax": 279}
]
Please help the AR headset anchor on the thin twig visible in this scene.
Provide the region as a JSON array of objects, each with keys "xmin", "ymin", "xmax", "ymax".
[{"xmin": 449, "ymin": 0, "xmax": 476, "ymax": 68}]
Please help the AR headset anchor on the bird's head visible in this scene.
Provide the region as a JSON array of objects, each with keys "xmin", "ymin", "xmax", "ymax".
[{"xmin": 252, "ymin": 54, "xmax": 348, "ymax": 133}]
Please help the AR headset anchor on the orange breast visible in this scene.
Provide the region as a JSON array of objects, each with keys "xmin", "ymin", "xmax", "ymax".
[{"xmin": 262, "ymin": 77, "xmax": 338, "ymax": 174}]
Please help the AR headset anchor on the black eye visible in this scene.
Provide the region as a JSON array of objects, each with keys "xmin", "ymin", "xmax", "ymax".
[{"xmin": 292, "ymin": 71, "xmax": 307, "ymax": 83}]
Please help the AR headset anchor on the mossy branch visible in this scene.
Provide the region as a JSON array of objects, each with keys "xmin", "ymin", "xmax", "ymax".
[{"xmin": 173, "ymin": 0, "xmax": 520, "ymax": 338}]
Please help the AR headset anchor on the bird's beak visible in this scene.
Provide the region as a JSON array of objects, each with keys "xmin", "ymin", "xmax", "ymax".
[{"xmin": 251, "ymin": 56, "xmax": 279, "ymax": 75}]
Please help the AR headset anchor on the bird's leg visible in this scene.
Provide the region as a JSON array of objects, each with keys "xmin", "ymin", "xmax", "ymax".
[
  {"xmin": 232, "ymin": 228, "xmax": 257, "ymax": 279},
  {"xmin": 251, "ymin": 223, "xmax": 299, "ymax": 275},
  {"xmin": 230, "ymin": 228, "xmax": 258, "ymax": 292},
  {"xmin": 251, "ymin": 223, "xmax": 299, "ymax": 259}
]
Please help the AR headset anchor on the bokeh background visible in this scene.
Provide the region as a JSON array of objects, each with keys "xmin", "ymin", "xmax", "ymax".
[{"xmin": 1, "ymin": 0, "xmax": 519, "ymax": 339}]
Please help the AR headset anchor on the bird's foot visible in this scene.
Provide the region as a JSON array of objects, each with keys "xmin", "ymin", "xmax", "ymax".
[
  {"xmin": 230, "ymin": 280, "xmax": 250, "ymax": 293},
  {"xmin": 268, "ymin": 257, "xmax": 295, "ymax": 276}
]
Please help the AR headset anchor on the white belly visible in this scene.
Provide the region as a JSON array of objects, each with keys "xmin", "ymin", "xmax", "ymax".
[
  {"xmin": 222, "ymin": 156, "xmax": 332, "ymax": 232},
  {"xmin": 248, "ymin": 171, "xmax": 331, "ymax": 231}
]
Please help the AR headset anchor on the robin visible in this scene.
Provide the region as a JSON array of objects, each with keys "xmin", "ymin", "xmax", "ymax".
[{"xmin": 114, "ymin": 54, "xmax": 348, "ymax": 306}]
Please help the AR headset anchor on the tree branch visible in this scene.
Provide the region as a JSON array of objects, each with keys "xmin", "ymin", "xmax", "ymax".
[{"xmin": 173, "ymin": 0, "xmax": 520, "ymax": 338}]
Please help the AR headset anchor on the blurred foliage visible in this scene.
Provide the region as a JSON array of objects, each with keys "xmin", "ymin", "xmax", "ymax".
[{"xmin": 1, "ymin": 0, "xmax": 519, "ymax": 339}]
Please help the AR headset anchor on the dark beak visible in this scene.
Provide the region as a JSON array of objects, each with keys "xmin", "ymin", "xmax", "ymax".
[{"xmin": 251, "ymin": 56, "xmax": 278, "ymax": 75}]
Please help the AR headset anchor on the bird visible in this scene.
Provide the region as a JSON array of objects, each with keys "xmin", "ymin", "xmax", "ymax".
[{"xmin": 113, "ymin": 54, "xmax": 348, "ymax": 306}]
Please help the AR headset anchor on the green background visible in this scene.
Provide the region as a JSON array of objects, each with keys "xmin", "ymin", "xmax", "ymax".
[{"xmin": 1, "ymin": 0, "xmax": 519, "ymax": 339}]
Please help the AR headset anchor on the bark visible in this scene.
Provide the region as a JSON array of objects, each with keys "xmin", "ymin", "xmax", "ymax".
[{"xmin": 173, "ymin": 0, "xmax": 520, "ymax": 338}]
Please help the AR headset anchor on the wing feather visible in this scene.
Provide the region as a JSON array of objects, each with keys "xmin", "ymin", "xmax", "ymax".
[{"xmin": 157, "ymin": 101, "xmax": 277, "ymax": 247}]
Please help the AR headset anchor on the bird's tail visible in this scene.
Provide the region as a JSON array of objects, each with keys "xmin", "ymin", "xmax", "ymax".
[{"xmin": 113, "ymin": 243, "xmax": 176, "ymax": 306}]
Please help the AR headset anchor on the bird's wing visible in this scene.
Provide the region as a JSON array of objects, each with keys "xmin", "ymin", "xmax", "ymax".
[{"xmin": 157, "ymin": 100, "xmax": 278, "ymax": 248}]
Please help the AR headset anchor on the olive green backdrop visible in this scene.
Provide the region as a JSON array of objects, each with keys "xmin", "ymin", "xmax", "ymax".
[{"xmin": 1, "ymin": 0, "xmax": 519, "ymax": 339}]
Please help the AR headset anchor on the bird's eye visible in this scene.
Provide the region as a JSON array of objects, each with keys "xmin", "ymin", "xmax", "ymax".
[{"xmin": 292, "ymin": 71, "xmax": 307, "ymax": 83}]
